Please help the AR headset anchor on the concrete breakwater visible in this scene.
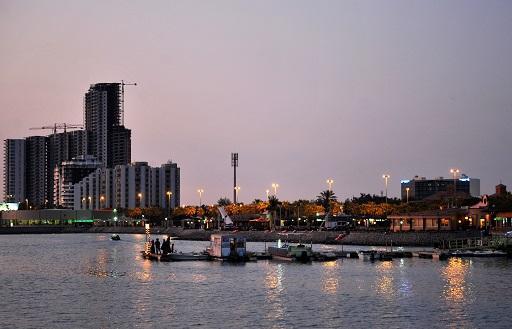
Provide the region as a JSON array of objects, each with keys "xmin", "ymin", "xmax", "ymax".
[{"xmin": 0, "ymin": 226, "xmax": 481, "ymax": 247}]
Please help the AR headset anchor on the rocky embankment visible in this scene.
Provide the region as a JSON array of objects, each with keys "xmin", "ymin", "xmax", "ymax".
[
  {"xmin": 88, "ymin": 227, "xmax": 481, "ymax": 247},
  {"xmin": 0, "ymin": 226, "xmax": 481, "ymax": 246}
]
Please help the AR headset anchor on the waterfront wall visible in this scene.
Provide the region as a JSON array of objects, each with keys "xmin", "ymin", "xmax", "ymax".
[{"xmin": 0, "ymin": 226, "xmax": 482, "ymax": 246}]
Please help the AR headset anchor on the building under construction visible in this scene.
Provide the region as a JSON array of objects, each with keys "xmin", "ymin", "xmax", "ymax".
[
  {"xmin": 84, "ymin": 82, "xmax": 131, "ymax": 168},
  {"xmin": 3, "ymin": 82, "xmax": 133, "ymax": 208}
]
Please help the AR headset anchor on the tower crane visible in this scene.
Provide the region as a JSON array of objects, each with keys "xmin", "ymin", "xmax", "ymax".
[
  {"xmin": 29, "ymin": 123, "xmax": 84, "ymax": 135},
  {"xmin": 120, "ymin": 80, "xmax": 137, "ymax": 126}
]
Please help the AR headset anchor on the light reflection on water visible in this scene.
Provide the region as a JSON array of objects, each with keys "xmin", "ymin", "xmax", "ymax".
[
  {"xmin": 265, "ymin": 263, "xmax": 285, "ymax": 326},
  {"xmin": 321, "ymin": 260, "xmax": 339, "ymax": 294},
  {"xmin": 442, "ymin": 258, "xmax": 471, "ymax": 302},
  {"xmin": 375, "ymin": 261, "xmax": 394, "ymax": 299},
  {"xmin": 1, "ymin": 234, "xmax": 512, "ymax": 328}
]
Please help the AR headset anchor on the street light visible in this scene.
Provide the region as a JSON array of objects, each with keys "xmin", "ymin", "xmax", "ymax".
[
  {"xmin": 382, "ymin": 174, "xmax": 390, "ymax": 203},
  {"xmin": 88, "ymin": 196, "xmax": 92, "ymax": 209},
  {"xmin": 405, "ymin": 187, "xmax": 410, "ymax": 203},
  {"xmin": 234, "ymin": 186, "xmax": 241, "ymax": 203},
  {"xmin": 450, "ymin": 168, "xmax": 460, "ymax": 207},
  {"xmin": 82, "ymin": 197, "xmax": 86, "ymax": 209},
  {"xmin": 100, "ymin": 195, "xmax": 105, "ymax": 209},
  {"xmin": 266, "ymin": 189, "xmax": 270, "ymax": 200},
  {"xmin": 272, "ymin": 183, "xmax": 279, "ymax": 196},
  {"xmin": 326, "ymin": 179, "xmax": 334, "ymax": 191},
  {"xmin": 166, "ymin": 191, "xmax": 173, "ymax": 217},
  {"xmin": 138, "ymin": 192, "xmax": 143, "ymax": 208},
  {"xmin": 197, "ymin": 189, "xmax": 204, "ymax": 206}
]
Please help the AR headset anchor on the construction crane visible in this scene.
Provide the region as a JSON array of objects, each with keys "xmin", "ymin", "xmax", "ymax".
[
  {"xmin": 120, "ymin": 80, "xmax": 137, "ymax": 126},
  {"xmin": 29, "ymin": 123, "xmax": 84, "ymax": 135}
]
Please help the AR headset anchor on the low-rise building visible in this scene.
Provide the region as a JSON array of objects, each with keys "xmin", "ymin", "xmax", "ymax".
[{"xmin": 73, "ymin": 161, "xmax": 180, "ymax": 211}]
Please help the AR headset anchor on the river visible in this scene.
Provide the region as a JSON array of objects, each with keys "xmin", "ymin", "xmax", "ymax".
[{"xmin": 1, "ymin": 234, "xmax": 511, "ymax": 328}]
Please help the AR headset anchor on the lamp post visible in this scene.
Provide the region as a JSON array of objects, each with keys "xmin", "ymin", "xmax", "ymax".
[
  {"xmin": 326, "ymin": 179, "xmax": 334, "ymax": 192},
  {"xmin": 234, "ymin": 186, "xmax": 241, "ymax": 204},
  {"xmin": 266, "ymin": 189, "xmax": 270, "ymax": 200},
  {"xmin": 382, "ymin": 174, "xmax": 390, "ymax": 204},
  {"xmin": 166, "ymin": 191, "xmax": 172, "ymax": 217},
  {"xmin": 100, "ymin": 195, "xmax": 105, "ymax": 209},
  {"xmin": 450, "ymin": 168, "xmax": 460, "ymax": 207},
  {"xmin": 88, "ymin": 196, "xmax": 92, "ymax": 209},
  {"xmin": 138, "ymin": 192, "xmax": 143, "ymax": 208},
  {"xmin": 82, "ymin": 197, "xmax": 86, "ymax": 209},
  {"xmin": 272, "ymin": 183, "xmax": 279, "ymax": 196},
  {"xmin": 197, "ymin": 189, "xmax": 204, "ymax": 206},
  {"xmin": 405, "ymin": 187, "xmax": 410, "ymax": 203}
]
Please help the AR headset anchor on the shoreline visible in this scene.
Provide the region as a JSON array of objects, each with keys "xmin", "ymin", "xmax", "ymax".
[{"xmin": 0, "ymin": 226, "xmax": 482, "ymax": 247}]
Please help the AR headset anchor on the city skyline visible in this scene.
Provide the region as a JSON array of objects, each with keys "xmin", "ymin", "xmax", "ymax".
[{"xmin": 1, "ymin": 1, "xmax": 512, "ymax": 205}]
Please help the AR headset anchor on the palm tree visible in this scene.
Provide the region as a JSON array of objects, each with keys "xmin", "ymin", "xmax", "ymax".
[
  {"xmin": 267, "ymin": 195, "xmax": 281, "ymax": 230},
  {"xmin": 217, "ymin": 197, "xmax": 232, "ymax": 207},
  {"xmin": 316, "ymin": 190, "xmax": 337, "ymax": 213}
]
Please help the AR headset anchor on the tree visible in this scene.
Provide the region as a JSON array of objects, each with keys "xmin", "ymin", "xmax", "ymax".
[
  {"xmin": 316, "ymin": 190, "xmax": 337, "ymax": 213},
  {"xmin": 217, "ymin": 197, "xmax": 232, "ymax": 207},
  {"xmin": 267, "ymin": 195, "xmax": 281, "ymax": 230}
]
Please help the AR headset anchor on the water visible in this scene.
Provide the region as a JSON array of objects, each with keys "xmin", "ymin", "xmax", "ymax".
[{"xmin": 1, "ymin": 234, "xmax": 511, "ymax": 329}]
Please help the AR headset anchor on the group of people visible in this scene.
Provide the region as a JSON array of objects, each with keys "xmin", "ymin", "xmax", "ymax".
[{"xmin": 150, "ymin": 237, "xmax": 174, "ymax": 255}]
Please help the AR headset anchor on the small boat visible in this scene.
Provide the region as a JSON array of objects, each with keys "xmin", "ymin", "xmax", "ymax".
[
  {"xmin": 359, "ymin": 250, "xmax": 392, "ymax": 261},
  {"xmin": 160, "ymin": 252, "xmax": 210, "ymax": 262},
  {"xmin": 449, "ymin": 249, "xmax": 507, "ymax": 258},
  {"xmin": 268, "ymin": 243, "xmax": 313, "ymax": 262},
  {"xmin": 268, "ymin": 234, "xmax": 313, "ymax": 262},
  {"xmin": 207, "ymin": 234, "xmax": 249, "ymax": 261},
  {"xmin": 111, "ymin": 234, "xmax": 121, "ymax": 241},
  {"xmin": 313, "ymin": 251, "xmax": 338, "ymax": 261}
]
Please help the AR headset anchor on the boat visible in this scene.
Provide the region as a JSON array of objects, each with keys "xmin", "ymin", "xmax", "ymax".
[
  {"xmin": 268, "ymin": 243, "xmax": 313, "ymax": 262},
  {"xmin": 206, "ymin": 234, "xmax": 249, "ymax": 261},
  {"xmin": 111, "ymin": 234, "xmax": 120, "ymax": 241},
  {"xmin": 160, "ymin": 252, "xmax": 210, "ymax": 262},
  {"xmin": 313, "ymin": 251, "xmax": 338, "ymax": 261},
  {"xmin": 268, "ymin": 234, "xmax": 313, "ymax": 262},
  {"xmin": 359, "ymin": 250, "xmax": 392, "ymax": 261},
  {"xmin": 449, "ymin": 249, "xmax": 507, "ymax": 258}
]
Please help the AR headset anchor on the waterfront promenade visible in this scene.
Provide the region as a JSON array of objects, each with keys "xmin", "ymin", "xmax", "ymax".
[{"xmin": 0, "ymin": 226, "xmax": 482, "ymax": 246}]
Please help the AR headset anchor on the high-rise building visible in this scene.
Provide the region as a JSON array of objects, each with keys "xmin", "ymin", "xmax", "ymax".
[
  {"xmin": 74, "ymin": 161, "xmax": 180, "ymax": 211},
  {"xmin": 401, "ymin": 175, "xmax": 480, "ymax": 201},
  {"xmin": 25, "ymin": 136, "xmax": 48, "ymax": 207},
  {"xmin": 3, "ymin": 139, "xmax": 26, "ymax": 203},
  {"xmin": 84, "ymin": 83, "xmax": 131, "ymax": 168},
  {"xmin": 54, "ymin": 155, "xmax": 101, "ymax": 209},
  {"xmin": 46, "ymin": 130, "xmax": 87, "ymax": 206}
]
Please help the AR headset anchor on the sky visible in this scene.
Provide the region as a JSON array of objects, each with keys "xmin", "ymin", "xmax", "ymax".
[{"xmin": 1, "ymin": 0, "xmax": 512, "ymax": 205}]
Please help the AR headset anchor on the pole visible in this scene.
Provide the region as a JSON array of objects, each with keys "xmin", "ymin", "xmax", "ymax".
[{"xmin": 232, "ymin": 153, "xmax": 238, "ymax": 204}]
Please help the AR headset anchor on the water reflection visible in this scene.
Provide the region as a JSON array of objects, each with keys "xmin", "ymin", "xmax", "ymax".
[
  {"xmin": 321, "ymin": 261, "xmax": 339, "ymax": 295},
  {"xmin": 442, "ymin": 258, "xmax": 470, "ymax": 302},
  {"xmin": 441, "ymin": 258, "xmax": 473, "ymax": 328},
  {"xmin": 264, "ymin": 264, "xmax": 285, "ymax": 325},
  {"xmin": 375, "ymin": 261, "xmax": 394, "ymax": 298}
]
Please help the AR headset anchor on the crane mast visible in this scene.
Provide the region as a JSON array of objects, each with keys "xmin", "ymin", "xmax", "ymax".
[{"xmin": 120, "ymin": 80, "xmax": 137, "ymax": 126}]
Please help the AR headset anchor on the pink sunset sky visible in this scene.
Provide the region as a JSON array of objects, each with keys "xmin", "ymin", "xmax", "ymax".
[{"xmin": 1, "ymin": 0, "xmax": 512, "ymax": 205}]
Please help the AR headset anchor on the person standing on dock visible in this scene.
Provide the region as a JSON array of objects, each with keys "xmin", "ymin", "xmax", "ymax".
[
  {"xmin": 155, "ymin": 238, "xmax": 161, "ymax": 254},
  {"xmin": 150, "ymin": 240, "xmax": 156, "ymax": 254},
  {"xmin": 161, "ymin": 237, "xmax": 170, "ymax": 255}
]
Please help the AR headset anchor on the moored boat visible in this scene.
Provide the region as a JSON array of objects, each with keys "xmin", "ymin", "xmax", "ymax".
[
  {"xmin": 268, "ymin": 243, "xmax": 313, "ymax": 262},
  {"xmin": 206, "ymin": 234, "xmax": 249, "ymax": 261},
  {"xmin": 449, "ymin": 249, "xmax": 507, "ymax": 258},
  {"xmin": 160, "ymin": 252, "xmax": 210, "ymax": 262}
]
